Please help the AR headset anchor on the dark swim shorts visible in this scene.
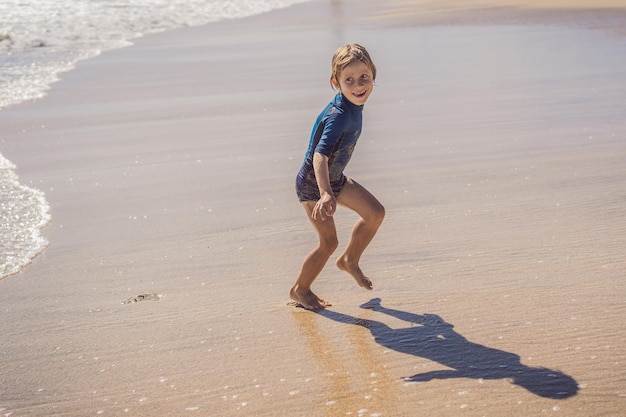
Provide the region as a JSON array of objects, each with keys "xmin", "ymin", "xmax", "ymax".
[{"xmin": 295, "ymin": 174, "xmax": 347, "ymax": 202}]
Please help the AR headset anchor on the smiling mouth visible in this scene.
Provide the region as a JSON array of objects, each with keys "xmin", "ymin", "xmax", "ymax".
[{"xmin": 353, "ymin": 90, "xmax": 367, "ymax": 98}]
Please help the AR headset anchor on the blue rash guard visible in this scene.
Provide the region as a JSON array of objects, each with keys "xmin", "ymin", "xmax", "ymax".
[{"xmin": 296, "ymin": 93, "xmax": 363, "ymax": 202}]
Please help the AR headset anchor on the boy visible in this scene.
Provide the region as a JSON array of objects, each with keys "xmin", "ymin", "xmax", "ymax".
[{"xmin": 291, "ymin": 44, "xmax": 385, "ymax": 311}]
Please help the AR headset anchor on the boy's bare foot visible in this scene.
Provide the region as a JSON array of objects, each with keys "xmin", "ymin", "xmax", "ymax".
[
  {"xmin": 336, "ymin": 257, "xmax": 373, "ymax": 290},
  {"xmin": 290, "ymin": 285, "xmax": 331, "ymax": 311}
]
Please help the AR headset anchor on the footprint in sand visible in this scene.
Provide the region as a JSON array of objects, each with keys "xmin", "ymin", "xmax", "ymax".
[{"xmin": 122, "ymin": 293, "xmax": 163, "ymax": 304}]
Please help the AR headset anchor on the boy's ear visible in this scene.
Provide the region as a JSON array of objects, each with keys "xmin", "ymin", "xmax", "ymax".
[{"xmin": 331, "ymin": 77, "xmax": 340, "ymax": 89}]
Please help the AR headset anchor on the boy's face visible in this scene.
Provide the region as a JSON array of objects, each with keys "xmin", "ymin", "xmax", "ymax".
[{"xmin": 333, "ymin": 61, "xmax": 374, "ymax": 106}]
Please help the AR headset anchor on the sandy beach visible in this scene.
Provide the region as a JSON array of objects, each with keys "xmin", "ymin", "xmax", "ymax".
[{"xmin": 1, "ymin": 0, "xmax": 625, "ymax": 415}]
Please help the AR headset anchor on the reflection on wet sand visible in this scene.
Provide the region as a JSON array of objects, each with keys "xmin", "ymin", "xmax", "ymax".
[{"xmin": 292, "ymin": 308, "xmax": 400, "ymax": 416}]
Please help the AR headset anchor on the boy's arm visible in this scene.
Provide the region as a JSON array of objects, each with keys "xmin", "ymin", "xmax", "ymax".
[{"xmin": 312, "ymin": 152, "xmax": 336, "ymax": 221}]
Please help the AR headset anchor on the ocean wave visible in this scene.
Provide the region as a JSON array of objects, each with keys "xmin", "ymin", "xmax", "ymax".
[
  {"xmin": 0, "ymin": 153, "xmax": 51, "ymax": 280},
  {"xmin": 0, "ymin": 0, "xmax": 309, "ymax": 110}
]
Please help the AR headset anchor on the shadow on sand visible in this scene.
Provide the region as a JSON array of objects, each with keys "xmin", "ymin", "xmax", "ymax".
[{"xmin": 316, "ymin": 298, "xmax": 578, "ymax": 399}]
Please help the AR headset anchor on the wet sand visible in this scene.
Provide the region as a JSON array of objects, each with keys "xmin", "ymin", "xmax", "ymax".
[{"xmin": 1, "ymin": 0, "xmax": 625, "ymax": 415}]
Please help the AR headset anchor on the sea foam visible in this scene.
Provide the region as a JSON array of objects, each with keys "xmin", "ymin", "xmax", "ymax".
[
  {"xmin": 0, "ymin": 154, "xmax": 50, "ymax": 279},
  {"xmin": 0, "ymin": 0, "xmax": 310, "ymax": 110}
]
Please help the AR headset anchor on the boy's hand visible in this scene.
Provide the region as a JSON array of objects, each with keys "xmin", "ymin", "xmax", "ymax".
[{"xmin": 312, "ymin": 192, "xmax": 336, "ymax": 221}]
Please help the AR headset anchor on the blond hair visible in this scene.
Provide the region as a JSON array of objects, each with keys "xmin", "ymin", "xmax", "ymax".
[{"xmin": 330, "ymin": 44, "xmax": 377, "ymax": 90}]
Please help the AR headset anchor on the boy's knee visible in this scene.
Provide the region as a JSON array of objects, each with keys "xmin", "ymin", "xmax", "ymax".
[
  {"xmin": 370, "ymin": 203, "xmax": 385, "ymax": 226},
  {"xmin": 321, "ymin": 235, "xmax": 339, "ymax": 253}
]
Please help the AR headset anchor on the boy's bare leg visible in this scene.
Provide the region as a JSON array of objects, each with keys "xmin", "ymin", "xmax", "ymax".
[
  {"xmin": 336, "ymin": 178, "xmax": 385, "ymax": 290},
  {"xmin": 290, "ymin": 202, "xmax": 339, "ymax": 310}
]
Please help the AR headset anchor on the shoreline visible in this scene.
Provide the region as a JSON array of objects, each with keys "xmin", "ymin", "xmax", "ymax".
[{"xmin": 0, "ymin": 0, "xmax": 625, "ymax": 415}]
